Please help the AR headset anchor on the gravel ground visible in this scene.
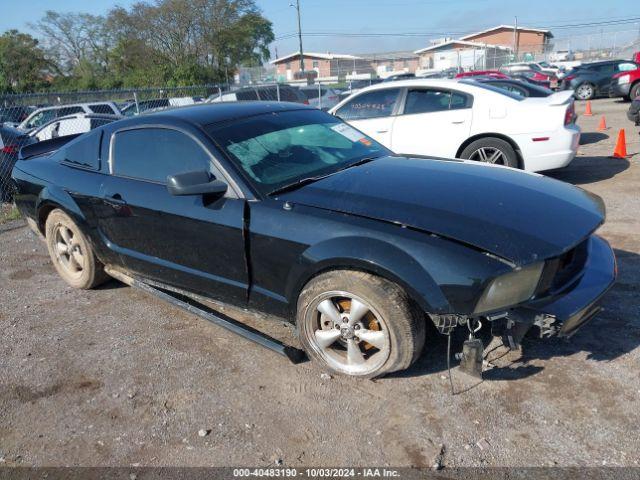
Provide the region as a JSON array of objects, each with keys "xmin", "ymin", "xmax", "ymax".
[{"xmin": 1, "ymin": 98, "xmax": 639, "ymax": 469}]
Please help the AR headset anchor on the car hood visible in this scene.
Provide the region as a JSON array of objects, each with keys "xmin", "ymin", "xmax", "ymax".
[{"xmin": 280, "ymin": 156, "xmax": 605, "ymax": 265}]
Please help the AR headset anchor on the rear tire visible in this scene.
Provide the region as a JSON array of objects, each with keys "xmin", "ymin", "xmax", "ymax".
[
  {"xmin": 45, "ymin": 209, "xmax": 108, "ymax": 289},
  {"xmin": 575, "ymin": 82, "xmax": 595, "ymax": 100},
  {"xmin": 460, "ymin": 137, "xmax": 519, "ymax": 168},
  {"xmin": 297, "ymin": 270, "xmax": 426, "ymax": 378}
]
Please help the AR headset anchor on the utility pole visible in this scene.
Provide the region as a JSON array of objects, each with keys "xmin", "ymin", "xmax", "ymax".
[
  {"xmin": 291, "ymin": 0, "xmax": 304, "ymax": 74},
  {"xmin": 513, "ymin": 16, "xmax": 518, "ymax": 61}
]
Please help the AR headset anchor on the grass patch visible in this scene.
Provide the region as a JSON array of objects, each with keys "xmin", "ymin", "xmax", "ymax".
[{"xmin": 0, "ymin": 204, "xmax": 21, "ymax": 224}]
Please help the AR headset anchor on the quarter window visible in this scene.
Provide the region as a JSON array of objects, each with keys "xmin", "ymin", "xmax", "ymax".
[
  {"xmin": 112, "ymin": 128, "xmax": 211, "ymax": 183},
  {"xmin": 336, "ymin": 88, "xmax": 401, "ymax": 120}
]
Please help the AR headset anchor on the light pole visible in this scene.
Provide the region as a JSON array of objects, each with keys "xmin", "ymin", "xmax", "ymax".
[{"xmin": 290, "ymin": 0, "xmax": 304, "ymax": 74}]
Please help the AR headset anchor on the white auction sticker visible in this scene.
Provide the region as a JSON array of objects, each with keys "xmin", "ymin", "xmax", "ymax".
[{"xmin": 331, "ymin": 123, "xmax": 366, "ymax": 143}]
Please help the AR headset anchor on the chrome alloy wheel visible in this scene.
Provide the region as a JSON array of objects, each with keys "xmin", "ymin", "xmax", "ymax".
[
  {"xmin": 576, "ymin": 84, "xmax": 594, "ymax": 100},
  {"xmin": 468, "ymin": 146, "xmax": 507, "ymax": 165},
  {"xmin": 52, "ymin": 224, "xmax": 85, "ymax": 279},
  {"xmin": 302, "ymin": 291, "xmax": 391, "ymax": 376}
]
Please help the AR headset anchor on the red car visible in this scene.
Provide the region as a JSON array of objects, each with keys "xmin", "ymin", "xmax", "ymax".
[
  {"xmin": 455, "ymin": 70, "xmax": 509, "ymax": 79},
  {"xmin": 610, "ymin": 68, "xmax": 640, "ymax": 100}
]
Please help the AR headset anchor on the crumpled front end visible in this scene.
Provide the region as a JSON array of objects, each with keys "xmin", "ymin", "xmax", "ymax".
[{"xmin": 494, "ymin": 235, "xmax": 616, "ymax": 342}]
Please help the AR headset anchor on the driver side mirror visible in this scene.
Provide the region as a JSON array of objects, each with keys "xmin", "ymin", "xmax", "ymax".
[{"xmin": 167, "ymin": 170, "xmax": 228, "ymax": 197}]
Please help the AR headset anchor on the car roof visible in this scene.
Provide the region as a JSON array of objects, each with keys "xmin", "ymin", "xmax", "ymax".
[
  {"xmin": 347, "ymin": 78, "xmax": 493, "ymax": 95},
  {"xmin": 579, "ymin": 60, "xmax": 626, "ymax": 68},
  {"xmin": 122, "ymin": 101, "xmax": 315, "ymax": 127}
]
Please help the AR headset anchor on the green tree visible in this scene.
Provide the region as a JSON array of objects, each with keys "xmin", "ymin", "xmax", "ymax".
[{"xmin": 0, "ymin": 30, "xmax": 49, "ymax": 93}]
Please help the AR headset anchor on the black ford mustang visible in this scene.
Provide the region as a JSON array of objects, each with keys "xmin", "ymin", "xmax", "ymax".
[{"xmin": 12, "ymin": 102, "xmax": 616, "ymax": 378}]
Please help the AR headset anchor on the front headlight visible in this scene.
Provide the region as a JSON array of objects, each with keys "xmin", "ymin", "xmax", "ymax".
[
  {"xmin": 474, "ymin": 262, "xmax": 544, "ymax": 314},
  {"xmin": 618, "ymin": 74, "xmax": 631, "ymax": 85}
]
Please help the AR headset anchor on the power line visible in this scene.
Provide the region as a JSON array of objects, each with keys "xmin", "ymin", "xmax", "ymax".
[{"xmin": 273, "ymin": 16, "xmax": 640, "ymax": 41}]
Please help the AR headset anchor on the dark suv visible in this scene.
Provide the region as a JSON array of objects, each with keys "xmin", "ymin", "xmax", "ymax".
[{"xmin": 562, "ymin": 60, "xmax": 639, "ymax": 100}]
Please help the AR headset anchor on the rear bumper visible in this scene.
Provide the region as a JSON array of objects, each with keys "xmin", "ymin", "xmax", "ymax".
[
  {"xmin": 515, "ymin": 124, "xmax": 581, "ymax": 172},
  {"xmin": 609, "ymin": 83, "xmax": 631, "ymax": 98},
  {"xmin": 515, "ymin": 235, "xmax": 616, "ymax": 337}
]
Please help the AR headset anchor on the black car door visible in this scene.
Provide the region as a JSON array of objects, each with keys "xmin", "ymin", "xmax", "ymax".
[
  {"xmin": 594, "ymin": 63, "xmax": 616, "ymax": 94},
  {"xmin": 95, "ymin": 126, "xmax": 248, "ymax": 305}
]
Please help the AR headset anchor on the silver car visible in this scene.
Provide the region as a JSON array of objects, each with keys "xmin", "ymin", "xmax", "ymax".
[{"xmin": 298, "ymin": 86, "xmax": 341, "ymax": 111}]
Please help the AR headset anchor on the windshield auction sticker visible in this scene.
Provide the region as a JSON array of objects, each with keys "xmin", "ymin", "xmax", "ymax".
[{"xmin": 331, "ymin": 123, "xmax": 367, "ymax": 143}]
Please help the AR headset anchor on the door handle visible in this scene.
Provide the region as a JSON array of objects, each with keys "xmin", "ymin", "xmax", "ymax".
[
  {"xmin": 103, "ymin": 194, "xmax": 126, "ymax": 207},
  {"xmin": 376, "ymin": 129, "xmax": 389, "ymax": 134},
  {"xmin": 451, "ymin": 119, "xmax": 466, "ymax": 124}
]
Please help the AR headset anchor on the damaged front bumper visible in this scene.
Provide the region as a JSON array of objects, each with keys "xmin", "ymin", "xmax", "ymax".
[{"xmin": 509, "ymin": 235, "xmax": 617, "ymax": 338}]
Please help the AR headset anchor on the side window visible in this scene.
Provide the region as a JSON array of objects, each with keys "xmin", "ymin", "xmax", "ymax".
[
  {"xmin": 595, "ymin": 64, "xmax": 615, "ymax": 74},
  {"xmin": 89, "ymin": 104, "xmax": 117, "ymax": 115},
  {"xmin": 336, "ymin": 88, "xmax": 401, "ymax": 120},
  {"xmin": 26, "ymin": 109, "xmax": 56, "ymax": 129},
  {"xmin": 112, "ymin": 128, "xmax": 212, "ymax": 183},
  {"xmin": 404, "ymin": 89, "xmax": 451, "ymax": 114}
]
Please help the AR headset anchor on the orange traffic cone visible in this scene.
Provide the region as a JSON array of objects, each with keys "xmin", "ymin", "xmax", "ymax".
[
  {"xmin": 613, "ymin": 129, "xmax": 627, "ymax": 158},
  {"xmin": 584, "ymin": 100, "xmax": 593, "ymax": 116},
  {"xmin": 597, "ymin": 115, "xmax": 607, "ymax": 131}
]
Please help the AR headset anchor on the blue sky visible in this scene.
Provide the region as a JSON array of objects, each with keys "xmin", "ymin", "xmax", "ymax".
[{"xmin": 1, "ymin": 0, "xmax": 638, "ymax": 55}]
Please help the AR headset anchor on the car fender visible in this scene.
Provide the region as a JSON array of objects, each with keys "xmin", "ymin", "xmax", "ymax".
[
  {"xmin": 285, "ymin": 236, "xmax": 451, "ymax": 314},
  {"xmin": 36, "ymin": 185, "xmax": 86, "ymax": 231}
]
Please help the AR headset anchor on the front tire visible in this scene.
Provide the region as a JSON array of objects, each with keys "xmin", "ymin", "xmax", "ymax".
[
  {"xmin": 297, "ymin": 270, "xmax": 425, "ymax": 378},
  {"xmin": 630, "ymin": 82, "xmax": 640, "ymax": 101},
  {"xmin": 460, "ymin": 137, "xmax": 519, "ymax": 168},
  {"xmin": 45, "ymin": 209, "xmax": 108, "ymax": 289}
]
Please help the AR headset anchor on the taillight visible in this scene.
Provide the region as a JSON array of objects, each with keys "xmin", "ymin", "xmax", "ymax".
[
  {"xmin": 565, "ymin": 103, "xmax": 575, "ymax": 125},
  {"xmin": 303, "ymin": 100, "xmax": 309, "ymax": 105},
  {"xmin": 564, "ymin": 74, "xmax": 576, "ymax": 82},
  {"xmin": 1, "ymin": 144, "xmax": 19, "ymax": 155}
]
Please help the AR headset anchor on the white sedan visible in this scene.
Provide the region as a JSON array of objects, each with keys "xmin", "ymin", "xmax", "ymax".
[{"xmin": 329, "ymin": 79, "xmax": 580, "ymax": 172}]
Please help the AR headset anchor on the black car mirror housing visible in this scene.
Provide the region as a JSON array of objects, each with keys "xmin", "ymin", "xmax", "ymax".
[{"xmin": 167, "ymin": 170, "xmax": 228, "ymax": 197}]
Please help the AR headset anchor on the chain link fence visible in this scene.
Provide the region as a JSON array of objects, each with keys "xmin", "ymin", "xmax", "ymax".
[{"xmin": 0, "ymin": 84, "xmax": 227, "ymax": 203}]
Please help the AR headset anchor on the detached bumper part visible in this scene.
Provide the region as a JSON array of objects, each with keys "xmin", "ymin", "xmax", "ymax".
[{"xmin": 513, "ymin": 235, "xmax": 616, "ymax": 338}]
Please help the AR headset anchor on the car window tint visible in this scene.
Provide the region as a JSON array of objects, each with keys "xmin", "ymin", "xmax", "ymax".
[
  {"xmin": 89, "ymin": 104, "xmax": 116, "ymax": 114},
  {"xmin": 618, "ymin": 63, "xmax": 637, "ymax": 72},
  {"xmin": 450, "ymin": 92, "xmax": 472, "ymax": 109},
  {"xmin": 57, "ymin": 107, "xmax": 85, "ymax": 117},
  {"xmin": 26, "ymin": 110, "xmax": 57, "ymax": 128},
  {"xmin": 113, "ymin": 128, "xmax": 211, "ymax": 183},
  {"xmin": 404, "ymin": 89, "xmax": 450, "ymax": 114},
  {"xmin": 595, "ymin": 64, "xmax": 615, "ymax": 73},
  {"xmin": 336, "ymin": 88, "xmax": 401, "ymax": 120},
  {"xmin": 257, "ymin": 87, "xmax": 278, "ymax": 101},
  {"xmin": 61, "ymin": 129, "xmax": 101, "ymax": 169},
  {"xmin": 235, "ymin": 89, "xmax": 259, "ymax": 101},
  {"xmin": 302, "ymin": 89, "xmax": 320, "ymax": 100}
]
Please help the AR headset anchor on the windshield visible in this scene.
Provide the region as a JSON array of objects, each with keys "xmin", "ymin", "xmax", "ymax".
[{"xmin": 207, "ymin": 109, "xmax": 389, "ymax": 195}]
